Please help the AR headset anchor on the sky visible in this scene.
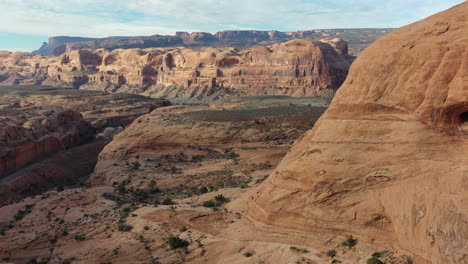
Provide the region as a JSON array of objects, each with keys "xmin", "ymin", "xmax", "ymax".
[{"xmin": 0, "ymin": 0, "xmax": 465, "ymax": 52}]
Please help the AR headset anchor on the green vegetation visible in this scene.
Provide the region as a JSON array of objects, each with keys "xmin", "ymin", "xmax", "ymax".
[
  {"xmin": 402, "ymin": 255, "xmax": 413, "ymax": 264},
  {"xmin": 202, "ymin": 194, "xmax": 230, "ymax": 208},
  {"xmin": 367, "ymin": 257, "xmax": 384, "ymax": 264},
  {"xmin": 128, "ymin": 161, "xmax": 141, "ymax": 171},
  {"xmin": 168, "ymin": 235, "xmax": 189, "ymax": 249},
  {"xmin": 162, "ymin": 198, "xmax": 175, "ymax": 205},
  {"xmin": 74, "ymin": 234, "xmax": 86, "ymax": 240},
  {"xmin": 290, "ymin": 246, "xmax": 310, "ymax": 253},
  {"xmin": 342, "ymin": 235, "xmax": 357, "ymax": 248},
  {"xmin": 118, "ymin": 224, "xmax": 133, "ymax": 232},
  {"xmin": 326, "ymin": 249, "xmax": 336, "ymax": 257},
  {"xmin": 14, "ymin": 204, "xmax": 35, "ymax": 221},
  {"xmin": 244, "ymin": 251, "xmax": 255, "ymax": 257}
]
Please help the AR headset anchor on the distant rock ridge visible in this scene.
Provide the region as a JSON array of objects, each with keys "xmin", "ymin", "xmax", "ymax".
[
  {"xmin": 33, "ymin": 28, "xmax": 393, "ymax": 56},
  {"xmin": 3, "ymin": 39, "xmax": 351, "ymax": 99}
]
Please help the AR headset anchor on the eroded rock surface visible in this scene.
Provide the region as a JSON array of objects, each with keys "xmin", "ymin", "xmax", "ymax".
[
  {"xmin": 0, "ymin": 86, "xmax": 170, "ymax": 204},
  {"xmin": 0, "ymin": 105, "xmax": 94, "ymax": 177},
  {"xmin": 1, "ymin": 39, "xmax": 350, "ymax": 99},
  {"xmin": 0, "ymin": 96, "xmax": 336, "ymax": 264},
  {"xmin": 247, "ymin": 2, "xmax": 468, "ymax": 263}
]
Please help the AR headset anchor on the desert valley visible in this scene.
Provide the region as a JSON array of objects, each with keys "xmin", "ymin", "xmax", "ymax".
[{"xmin": 0, "ymin": 1, "xmax": 466, "ymax": 264}]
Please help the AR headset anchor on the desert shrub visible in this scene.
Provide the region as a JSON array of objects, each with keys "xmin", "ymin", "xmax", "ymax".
[
  {"xmin": 402, "ymin": 255, "xmax": 413, "ymax": 264},
  {"xmin": 326, "ymin": 249, "xmax": 336, "ymax": 257},
  {"xmin": 128, "ymin": 161, "xmax": 141, "ymax": 171},
  {"xmin": 118, "ymin": 224, "xmax": 133, "ymax": 232},
  {"xmin": 180, "ymin": 226, "xmax": 188, "ymax": 232},
  {"xmin": 202, "ymin": 200, "xmax": 216, "ymax": 207},
  {"xmin": 202, "ymin": 194, "xmax": 230, "ymax": 208},
  {"xmin": 290, "ymin": 246, "xmax": 309, "ymax": 253},
  {"xmin": 198, "ymin": 186, "xmax": 209, "ymax": 194},
  {"xmin": 342, "ymin": 235, "xmax": 357, "ymax": 248},
  {"xmin": 132, "ymin": 189, "xmax": 149, "ymax": 203},
  {"xmin": 226, "ymin": 152, "xmax": 240, "ymax": 159},
  {"xmin": 191, "ymin": 155, "xmax": 205, "ymax": 162},
  {"xmin": 244, "ymin": 251, "xmax": 255, "ymax": 257},
  {"xmin": 168, "ymin": 235, "xmax": 189, "ymax": 249},
  {"xmin": 162, "ymin": 198, "xmax": 174, "ymax": 205},
  {"xmin": 367, "ymin": 257, "xmax": 383, "ymax": 264},
  {"xmin": 214, "ymin": 194, "xmax": 229, "ymax": 203},
  {"xmin": 14, "ymin": 204, "xmax": 35, "ymax": 221},
  {"xmin": 74, "ymin": 234, "xmax": 86, "ymax": 240},
  {"xmin": 103, "ymin": 126, "xmax": 124, "ymax": 141}
]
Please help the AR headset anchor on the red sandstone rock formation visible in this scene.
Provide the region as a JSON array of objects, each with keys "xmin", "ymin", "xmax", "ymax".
[
  {"xmin": 0, "ymin": 142, "xmax": 105, "ymax": 205},
  {"xmin": 0, "ymin": 106, "xmax": 95, "ymax": 177},
  {"xmin": 44, "ymin": 39, "xmax": 350, "ymax": 98},
  {"xmin": 247, "ymin": 2, "xmax": 468, "ymax": 263}
]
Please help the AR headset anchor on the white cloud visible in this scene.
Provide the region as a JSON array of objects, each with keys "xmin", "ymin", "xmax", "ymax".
[{"xmin": 0, "ymin": 0, "xmax": 465, "ymax": 38}]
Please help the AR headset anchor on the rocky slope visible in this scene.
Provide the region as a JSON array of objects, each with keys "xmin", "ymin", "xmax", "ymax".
[
  {"xmin": 34, "ymin": 29, "xmax": 393, "ymax": 57},
  {"xmin": 0, "ymin": 105, "xmax": 95, "ymax": 177},
  {"xmin": 0, "ymin": 96, "xmax": 339, "ymax": 264},
  {"xmin": 1, "ymin": 39, "xmax": 351, "ymax": 99},
  {"xmin": 0, "ymin": 86, "xmax": 170, "ymax": 204},
  {"xmin": 247, "ymin": 2, "xmax": 468, "ymax": 264}
]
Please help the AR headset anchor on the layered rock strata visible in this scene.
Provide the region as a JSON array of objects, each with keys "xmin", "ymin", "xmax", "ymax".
[{"xmin": 247, "ymin": 2, "xmax": 468, "ymax": 263}]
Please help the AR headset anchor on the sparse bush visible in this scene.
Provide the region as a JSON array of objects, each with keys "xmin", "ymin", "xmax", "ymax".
[
  {"xmin": 290, "ymin": 246, "xmax": 309, "ymax": 253},
  {"xmin": 14, "ymin": 204, "xmax": 35, "ymax": 221},
  {"xmin": 342, "ymin": 235, "xmax": 357, "ymax": 248},
  {"xmin": 74, "ymin": 234, "xmax": 86, "ymax": 241},
  {"xmin": 103, "ymin": 126, "xmax": 123, "ymax": 141},
  {"xmin": 180, "ymin": 226, "xmax": 188, "ymax": 232},
  {"xmin": 202, "ymin": 200, "xmax": 216, "ymax": 208},
  {"xmin": 244, "ymin": 251, "xmax": 255, "ymax": 257},
  {"xmin": 128, "ymin": 161, "xmax": 141, "ymax": 171},
  {"xmin": 162, "ymin": 198, "xmax": 174, "ymax": 205},
  {"xmin": 198, "ymin": 186, "xmax": 209, "ymax": 194},
  {"xmin": 326, "ymin": 249, "xmax": 336, "ymax": 257},
  {"xmin": 191, "ymin": 155, "xmax": 205, "ymax": 162},
  {"xmin": 168, "ymin": 235, "xmax": 189, "ymax": 249},
  {"xmin": 214, "ymin": 194, "xmax": 229, "ymax": 203},
  {"xmin": 367, "ymin": 257, "xmax": 383, "ymax": 264},
  {"xmin": 202, "ymin": 194, "xmax": 230, "ymax": 208},
  {"xmin": 132, "ymin": 189, "xmax": 149, "ymax": 203},
  {"xmin": 118, "ymin": 224, "xmax": 133, "ymax": 232},
  {"xmin": 402, "ymin": 255, "xmax": 413, "ymax": 264}
]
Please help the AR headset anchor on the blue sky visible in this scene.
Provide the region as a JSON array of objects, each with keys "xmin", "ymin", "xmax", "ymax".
[{"xmin": 0, "ymin": 0, "xmax": 465, "ymax": 52}]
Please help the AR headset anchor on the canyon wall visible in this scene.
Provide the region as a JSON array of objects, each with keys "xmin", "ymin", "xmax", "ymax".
[
  {"xmin": 1, "ymin": 39, "xmax": 351, "ymax": 98},
  {"xmin": 44, "ymin": 39, "xmax": 350, "ymax": 98},
  {"xmin": 247, "ymin": 2, "xmax": 468, "ymax": 264},
  {"xmin": 0, "ymin": 106, "xmax": 95, "ymax": 177}
]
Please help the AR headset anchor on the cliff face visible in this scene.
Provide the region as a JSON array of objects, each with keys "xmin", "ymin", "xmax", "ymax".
[
  {"xmin": 43, "ymin": 39, "xmax": 350, "ymax": 98},
  {"xmin": 0, "ymin": 106, "xmax": 95, "ymax": 177},
  {"xmin": 0, "ymin": 51, "xmax": 49, "ymax": 85},
  {"xmin": 33, "ymin": 36, "xmax": 102, "ymax": 56},
  {"xmin": 33, "ymin": 28, "xmax": 392, "ymax": 56},
  {"xmin": 247, "ymin": 2, "xmax": 467, "ymax": 263}
]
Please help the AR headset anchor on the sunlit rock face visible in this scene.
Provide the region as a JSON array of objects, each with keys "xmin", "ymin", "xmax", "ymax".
[
  {"xmin": 44, "ymin": 39, "xmax": 350, "ymax": 98},
  {"xmin": 247, "ymin": 2, "xmax": 468, "ymax": 263}
]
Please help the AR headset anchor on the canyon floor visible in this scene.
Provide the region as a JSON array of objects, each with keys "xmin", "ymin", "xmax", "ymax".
[{"xmin": 0, "ymin": 86, "xmax": 391, "ymax": 264}]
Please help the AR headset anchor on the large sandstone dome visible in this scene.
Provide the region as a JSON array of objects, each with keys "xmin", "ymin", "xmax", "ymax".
[{"xmin": 247, "ymin": 2, "xmax": 467, "ymax": 264}]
